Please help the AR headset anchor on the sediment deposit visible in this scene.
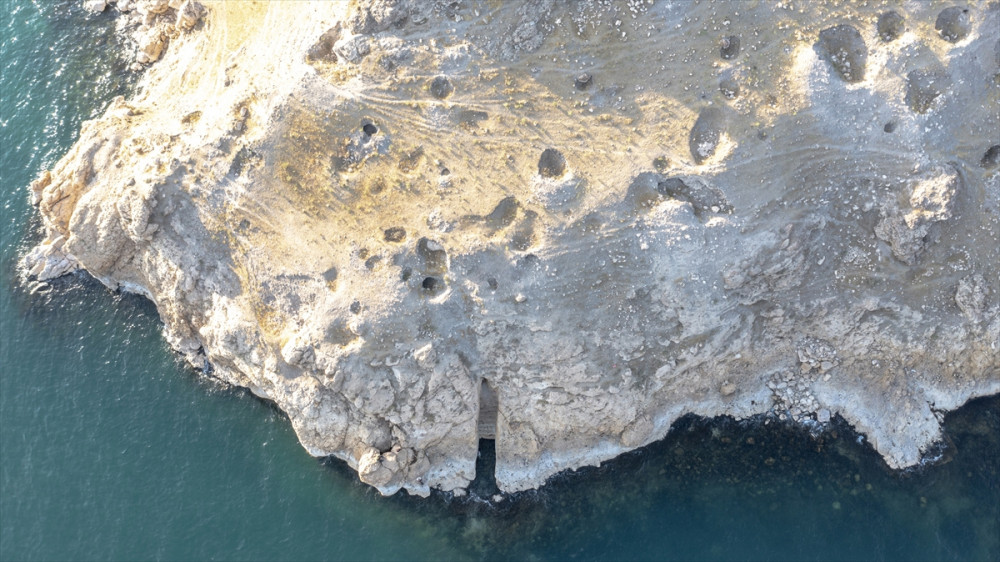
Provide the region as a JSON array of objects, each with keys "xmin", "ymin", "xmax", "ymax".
[{"xmin": 23, "ymin": 0, "xmax": 1000, "ymax": 495}]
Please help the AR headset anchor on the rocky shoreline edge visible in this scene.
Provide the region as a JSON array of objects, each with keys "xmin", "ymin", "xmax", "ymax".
[{"xmin": 21, "ymin": 0, "xmax": 1000, "ymax": 496}]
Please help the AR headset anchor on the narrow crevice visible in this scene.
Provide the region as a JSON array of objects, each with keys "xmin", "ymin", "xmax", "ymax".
[
  {"xmin": 474, "ymin": 379, "xmax": 500, "ymax": 495},
  {"xmin": 477, "ymin": 379, "xmax": 498, "ymax": 440}
]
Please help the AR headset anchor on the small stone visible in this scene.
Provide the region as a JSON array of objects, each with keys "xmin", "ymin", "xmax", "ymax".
[
  {"xmin": 538, "ymin": 148, "xmax": 566, "ymax": 178},
  {"xmin": 514, "ymin": 293, "xmax": 527, "ymax": 303},
  {"xmin": 720, "ymin": 35, "xmax": 740, "ymax": 60},
  {"xmin": 877, "ymin": 11, "xmax": 905, "ymax": 42},
  {"xmin": 83, "ymin": 0, "xmax": 107, "ymax": 13},
  {"xmin": 981, "ymin": 145, "xmax": 1000, "ymax": 168},
  {"xmin": 832, "ymin": 501, "xmax": 841, "ymax": 510},
  {"xmin": 720, "ymin": 383, "xmax": 737, "ymax": 396},
  {"xmin": 935, "ymin": 6, "xmax": 971, "ymax": 43},
  {"xmin": 883, "ymin": 122, "xmax": 896, "ymax": 133},
  {"xmin": 574, "ymin": 72, "xmax": 593, "ymax": 90},
  {"xmin": 817, "ymin": 408, "xmax": 831, "ymax": 423},
  {"xmin": 429, "ymin": 76, "xmax": 453, "ymax": 99}
]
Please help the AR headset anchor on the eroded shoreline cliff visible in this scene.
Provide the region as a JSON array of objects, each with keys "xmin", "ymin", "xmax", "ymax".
[{"xmin": 22, "ymin": 0, "xmax": 1000, "ymax": 496}]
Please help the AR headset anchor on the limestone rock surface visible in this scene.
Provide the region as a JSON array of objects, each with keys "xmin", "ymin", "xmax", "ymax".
[{"xmin": 22, "ymin": 0, "xmax": 1000, "ymax": 495}]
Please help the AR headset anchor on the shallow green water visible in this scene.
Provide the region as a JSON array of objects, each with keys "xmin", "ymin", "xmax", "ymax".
[{"xmin": 1, "ymin": 3, "xmax": 997, "ymax": 561}]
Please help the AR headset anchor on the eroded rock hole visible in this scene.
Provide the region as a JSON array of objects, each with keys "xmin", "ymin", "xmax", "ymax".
[
  {"xmin": 421, "ymin": 276, "xmax": 440, "ymax": 291},
  {"xmin": 362, "ymin": 122, "xmax": 378, "ymax": 136}
]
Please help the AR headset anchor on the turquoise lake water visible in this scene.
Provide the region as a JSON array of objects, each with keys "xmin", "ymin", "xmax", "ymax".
[{"xmin": 1, "ymin": 2, "xmax": 998, "ymax": 560}]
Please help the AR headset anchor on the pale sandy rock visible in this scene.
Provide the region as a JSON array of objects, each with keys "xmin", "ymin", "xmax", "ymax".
[
  {"xmin": 135, "ymin": 26, "xmax": 167, "ymax": 64},
  {"xmin": 83, "ymin": 0, "xmax": 107, "ymax": 13},
  {"xmin": 174, "ymin": 1, "xmax": 205, "ymax": 31},
  {"xmin": 23, "ymin": 0, "xmax": 1000, "ymax": 496}
]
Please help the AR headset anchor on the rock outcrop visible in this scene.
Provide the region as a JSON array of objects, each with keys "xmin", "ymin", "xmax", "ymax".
[{"xmin": 23, "ymin": 0, "xmax": 1000, "ymax": 495}]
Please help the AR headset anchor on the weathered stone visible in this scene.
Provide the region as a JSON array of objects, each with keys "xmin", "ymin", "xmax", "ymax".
[{"xmin": 22, "ymin": 1, "xmax": 1000, "ymax": 499}]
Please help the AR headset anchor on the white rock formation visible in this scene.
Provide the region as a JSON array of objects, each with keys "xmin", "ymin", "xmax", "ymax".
[{"xmin": 22, "ymin": 0, "xmax": 1000, "ymax": 495}]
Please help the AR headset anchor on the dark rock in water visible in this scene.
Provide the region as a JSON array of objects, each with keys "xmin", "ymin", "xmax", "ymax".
[
  {"xmin": 719, "ymin": 77, "xmax": 740, "ymax": 100},
  {"xmin": 883, "ymin": 122, "xmax": 896, "ymax": 133},
  {"xmin": 430, "ymin": 76, "xmax": 453, "ymax": 99},
  {"xmin": 538, "ymin": 148, "xmax": 566, "ymax": 178},
  {"xmin": 982, "ymin": 145, "xmax": 1000, "ymax": 168},
  {"xmin": 720, "ymin": 35, "xmax": 740, "ymax": 60},
  {"xmin": 384, "ymin": 227, "xmax": 406, "ymax": 242},
  {"xmin": 906, "ymin": 69, "xmax": 950, "ymax": 113},
  {"xmin": 689, "ymin": 107, "xmax": 724, "ymax": 164},
  {"xmin": 575, "ymin": 72, "xmax": 593, "ymax": 90},
  {"xmin": 817, "ymin": 25, "xmax": 868, "ymax": 83},
  {"xmin": 877, "ymin": 11, "xmax": 905, "ymax": 42},
  {"xmin": 935, "ymin": 6, "xmax": 971, "ymax": 43},
  {"xmin": 362, "ymin": 122, "xmax": 378, "ymax": 136}
]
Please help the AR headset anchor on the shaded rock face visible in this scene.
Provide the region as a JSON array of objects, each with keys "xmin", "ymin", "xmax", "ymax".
[{"xmin": 23, "ymin": 0, "xmax": 1000, "ymax": 496}]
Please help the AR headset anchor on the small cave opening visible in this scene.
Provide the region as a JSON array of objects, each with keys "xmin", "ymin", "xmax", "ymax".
[{"xmin": 471, "ymin": 379, "xmax": 500, "ymax": 497}]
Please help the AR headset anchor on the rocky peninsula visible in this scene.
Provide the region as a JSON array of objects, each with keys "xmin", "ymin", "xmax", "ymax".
[{"xmin": 22, "ymin": 0, "xmax": 1000, "ymax": 496}]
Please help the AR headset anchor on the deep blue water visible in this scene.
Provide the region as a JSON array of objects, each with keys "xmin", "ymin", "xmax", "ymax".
[{"xmin": 1, "ymin": 2, "xmax": 998, "ymax": 561}]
